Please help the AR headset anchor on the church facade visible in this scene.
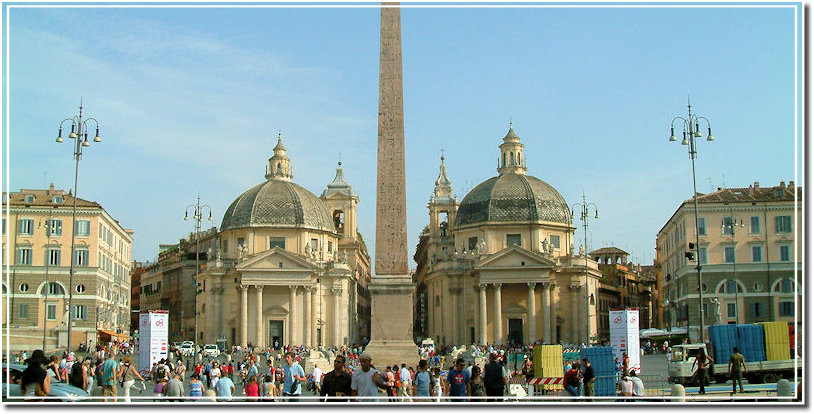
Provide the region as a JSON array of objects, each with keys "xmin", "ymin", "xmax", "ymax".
[
  {"xmin": 414, "ymin": 126, "xmax": 602, "ymax": 347},
  {"xmin": 196, "ymin": 135, "xmax": 371, "ymax": 348}
]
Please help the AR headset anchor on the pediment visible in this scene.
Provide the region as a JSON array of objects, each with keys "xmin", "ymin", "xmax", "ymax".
[
  {"xmin": 477, "ymin": 245, "xmax": 556, "ymax": 269},
  {"xmin": 236, "ymin": 247, "xmax": 319, "ymax": 272}
]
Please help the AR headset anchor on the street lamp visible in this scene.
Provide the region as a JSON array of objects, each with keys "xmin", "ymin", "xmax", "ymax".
[
  {"xmin": 668, "ymin": 99, "xmax": 714, "ymax": 344},
  {"xmin": 572, "ymin": 192, "xmax": 598, "ymax": 345},
  {"xmin": 722, "ymin": 205, "xmax": 744, "ymax": 323},
  {"xmin": 184, "ymin": 194, "xmax": 213, "ymax": 343},
  {"xmin": 39, "ymin": 208, "xmax": 60, "ymax": 350},
  {"xmin": 56, "ymin": 100, "xmax": 102, "ymax": 352}
]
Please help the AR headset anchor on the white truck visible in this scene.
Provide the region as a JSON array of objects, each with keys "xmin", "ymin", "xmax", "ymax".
[{"xmin": 667, "ymin": 343, "xmax": 802, "ymax": 385}]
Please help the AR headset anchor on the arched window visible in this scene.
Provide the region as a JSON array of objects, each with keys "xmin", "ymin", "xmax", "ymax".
[
  {"xmin": 502, "ymin": 152, "xmax": 506, "ymax": 167},
  {"xmin": 510, "ymin": 152, "xmax": 515, "ymax": 165},
  {"xmin": 717, "ymin": 279, "xmax": 744, "ymax": 294},
  {"xmin": 45, "ymin": 282, "xmax": 65, "ymax": 295},
  {"xmin": 276, "ymin": 163, "xmax": 282, "ymax": 174},
  {"xmin": 773, "ymin": 278, "xmax": 795, "ymax": 293}
]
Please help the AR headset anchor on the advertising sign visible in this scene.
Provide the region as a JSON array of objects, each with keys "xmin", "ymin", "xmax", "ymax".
[
  {"xmin": 139, "ymin": 311, "xmax": 169, "ymax": 373},
  {"xmin": 609, "ymin": 308, "xmax": 641, "ymax": 374}
]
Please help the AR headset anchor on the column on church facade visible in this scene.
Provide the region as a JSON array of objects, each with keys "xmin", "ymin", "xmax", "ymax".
[
  {"xmin": 527, "ymin": 282, "xmax": 536, "ymax": 343},
  {"xmin": 240, "ymin": 285, "xmax": 248, "ymax": 348},
  {"xmin": 450, "ymin": 288, "xmax": 458, "ymax": 345},
  {"xmin": 289, "ymin": 286, "xmax": 297, "ymax": 345},
  {"xmin": 541, "ymin": 282, "xmax": 551, "ymax": 343},
  {"xmin": 494, "ymin": 283, "xmax": 503, "ymax": 344},
  {"xmin": 333, "ymin": 287, "xmax": 342, "ymax": 346},
  {"xmin": 570, "ymin": 285, "xmax": 579, "ymax": 344},
  {"xmin": 550, "ymin": 284, "xmax": 557, "ymax": 343},
  {"xmin": 255, "ymin": 285, "xmax": 264, "ymax": 347},
  {"xmin": 303, "ymin": 286, "xmax": 312, "ymax": 348},
  {"xmin": 310, "ymin": 286, "xmax": 319, "ymax": 347},
  {"xmin": 479, "ymin": 284, "xmax": 487, "ymax": 345}
]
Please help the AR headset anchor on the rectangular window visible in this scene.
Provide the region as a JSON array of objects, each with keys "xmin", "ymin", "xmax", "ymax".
[
  {"xmin": 46, "ymin": 304, "xmax": 57, "ymax": 320},
  {"xmin": 779, "ymin": 245, "xmax": 791, "ymax": 262},
  {"xmin": 751, "ymin": 245, "xmax": 763, "ymax": 262},
  {"xmin": 327, "ymin": 241, "xmax": 333, "ymax": 253},
  {"xmin": 727, "ymin": 303, "xmax": 737, "ymax": 318},
  {"xmin": 19, "ymin": 303, "xmax": 28, "ymax": 319},
  {"xmin": 506, "ymin": 234, "xmax": 521, "ymax": 247},
  {"xmin": 751, "ymin": 302, "xmax": 763, "ymax": 318},
  {"xmin": 47, "ymin": 248, "xmax": 61, "ymax": 266},
  {"xmin": 222, "ymin": 240, "xmax": 228, "ymax": 254},
  {"xmin": 18, "ymin": 219, "xmax": 34, "ymax": 235},
  {"xmin": 722, "ymin": 217, "xmax": 735, "ymax": 235},
  {"xmin": 697, "ymin": 218, "xmax": 706, "ymax": 236},
  {"xmin": 750, "ymin": 216, "xmax": 761, "ymax": 234},
  {"xmin": 310, "ymin": 238, "xmax": 318, "ymax": 252},
  {"xmin": 698, "ymin": 247, "xmax": 708, "ymax": 264},
  {"xmin": 550, "ymin": 235, "xmax": 561, "ymax": 249},
  {"xmin": 468, "ymin": 237, "xmax": 478, "ymax": 251},
  {"xmin": 724, "ymin": 246, "xmax": 736, "ymax": 263},
  {"xmin": 269, "ymin": 237, "xmax": 285, "ymax": 249},
  {"xmin": 779, "ymin": 301, "xmax": 794, "ymax": 317},
  {"xmin": 72, "ymin": 305, "xmax": 87, "ymax": 320},
  {"xmin": 17, "ymin": 247, "xmax": 32, "ymax": 265},
  {"xmin": 75, "ymin": 220, "xmax": 90, "ymax": 236},
  {"xmin": 47, "ymin": 219, "xmax": 62, "ymax": 236},
  {"xmin": 73, "ymin": 249, "xmax": 89, "ymax": 266},
  {"xmin": 2, "ymin": 218, "xmax": 5, "ymax": 235},
  {"xmin": 775, "ymin": 216, "xmax": 792, "ymax": 233}
]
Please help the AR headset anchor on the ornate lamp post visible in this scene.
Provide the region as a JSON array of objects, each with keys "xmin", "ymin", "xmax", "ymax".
[
  {"xmin": 572, "ymin": 192, "xmax": 598, "ymax": 345},
  {"xmin": 722, "ymin": 204, "xmax": 744, "ymax": 324},
  {"xmin": 56, "ymin": 100, "xmax": 102, "ymax": 352},
  {"xmin": 184, "ymin": 194, "xmax": 212, "ymax": 343},
  {"xmin": 668, "ymin": 99, "xmax": 714, "ymax": 344}
]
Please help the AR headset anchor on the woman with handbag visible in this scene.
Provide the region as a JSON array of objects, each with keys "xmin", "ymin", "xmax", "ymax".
[
  {"xmin": 19, "ymin": 350, "xmax": 51, "ymax": 402},
  {"xmin": 120, "ymin": 356, "xmax": 146, "ymax": 402}
]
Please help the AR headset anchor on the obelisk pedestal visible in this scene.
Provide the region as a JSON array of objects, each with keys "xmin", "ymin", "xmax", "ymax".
[{"xmin": 364, "ymin": 2, "xmax": 419, "ymax": 366}]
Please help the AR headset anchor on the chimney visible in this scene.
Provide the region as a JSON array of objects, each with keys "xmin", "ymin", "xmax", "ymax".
[
  {"xmin": 780, "ymin": 180, "xmax": 786, "ymax": 188},
  {"xmin": 753, "ymin": 181, "xmax": 760, "ymax": 189},
  {"xmin": 48, "ymin": 183, "xmax": 55, "ymax": 194},
  {"xmin": 789, "ymin": 180, "xmax": 795, "ymax": 188}
]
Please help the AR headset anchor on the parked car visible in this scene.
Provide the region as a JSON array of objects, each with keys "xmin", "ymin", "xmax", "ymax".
[
  {"xmin": 2, "ymin": 364, "xmax": 89, "ymax": 402},
  {"xmin": 179, "ymin": 343, "xmax": 195, "ymax": 356},
  {"xmin": 203, "ymin": 344, "xmax": 220, "ymax": 357}
]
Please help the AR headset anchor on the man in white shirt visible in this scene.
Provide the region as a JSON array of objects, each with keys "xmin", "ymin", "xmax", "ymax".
[
  {"xmin": 312, "ymin": 363, "xmax": 323, "ymax": 395},
  {"xmin": 628, "ymin": 370, "xmax": 645, "ymax": 399},
  {"xmin": 398, "ymin": 363, "xmax": 412, "ymax": 401},
  {"xmin": 351, "ymin": 353, "xmax": 387, "ymax": 402}
]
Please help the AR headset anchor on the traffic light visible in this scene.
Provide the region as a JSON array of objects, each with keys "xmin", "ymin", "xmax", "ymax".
[{"xmin": 685, "ymin": 242, "xmax": 696, "ymax": 261}]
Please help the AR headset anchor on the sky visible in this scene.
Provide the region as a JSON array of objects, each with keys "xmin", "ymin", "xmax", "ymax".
[{"xmin": 3, "ymin": 2, "xmax": 803, "ymax": 268}]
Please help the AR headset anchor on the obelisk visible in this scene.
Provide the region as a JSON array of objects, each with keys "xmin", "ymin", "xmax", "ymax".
[{"xmin": 364, "ymin": 2, "xmax": 419, "ymax": 365}]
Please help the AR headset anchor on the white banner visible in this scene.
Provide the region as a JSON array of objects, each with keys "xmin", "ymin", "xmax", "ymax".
[
  {"xmin": 138, "ymin": 311, "xmax": 169, "ymax": 374},
  {"xmin": 609, "ymin": 309, "xmax": 640, "ymax": 374}
]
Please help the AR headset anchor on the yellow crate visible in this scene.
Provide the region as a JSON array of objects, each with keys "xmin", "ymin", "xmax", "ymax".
[{"xmin": 533, "ymin": 345, "xmax": 563, "ymax": 386}]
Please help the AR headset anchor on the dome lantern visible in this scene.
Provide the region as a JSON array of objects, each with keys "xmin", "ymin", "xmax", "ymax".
[
  {"xmin": 266, "ymin": 132, "xmax": 293, "ymax": 181},
  {"xmin": 497, "ymin": 123, "xmax": 528, "ymax": 176}
]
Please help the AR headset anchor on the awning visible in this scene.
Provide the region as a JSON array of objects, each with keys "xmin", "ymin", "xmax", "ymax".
[{"xmin": 97, "ymin": 329, "xmax": 131, "ymax": 339}]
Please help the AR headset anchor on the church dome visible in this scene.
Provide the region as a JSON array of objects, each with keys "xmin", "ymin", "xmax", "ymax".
[
  {"xmin": 220, "ymin": 180, "xmax": 334, "ymax": 232},
  {"xmin": 220, "ymin": 134, "xmax": 335, "ymax": 232},
  {"xmin": 454, "ymin": 174, "xmax": 571, "ymax": 228}
]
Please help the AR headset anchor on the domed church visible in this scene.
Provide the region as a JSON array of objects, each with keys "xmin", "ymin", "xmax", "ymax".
[
  {"xmin": 197, "ymin": 134, "xmax": 371, "ymax": 348},
  {"xmin": 414, "ymin": 125, "xmax": 602, "ymax": 347}
]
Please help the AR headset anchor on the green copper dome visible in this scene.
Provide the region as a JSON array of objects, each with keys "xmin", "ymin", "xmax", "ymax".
[{"xmin": 221, "ymin": 180, "xmax": 334, "ymax": 232}]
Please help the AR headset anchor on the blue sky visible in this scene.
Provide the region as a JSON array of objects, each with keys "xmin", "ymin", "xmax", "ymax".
[{"xmin": 3, "ymin": 2, "xmax": 803, "ymax": 267}]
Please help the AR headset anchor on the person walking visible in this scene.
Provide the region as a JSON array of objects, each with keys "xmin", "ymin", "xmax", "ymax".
[
  {"xmin": 691, "ymin": 348, "xmax": 714, "ymax": 394},
  {"xmin": 483, "ymin": 353, "xmax": 508, "ymax": 402},
  {"xmin": 19, "ymin": 350, "xmax": 50, "ymax": 402},
  {"xmin": 83, "ymin": 358, "xmax": 95, "ymax": 395},
  {"xmin": 412, "ymin": 359, "xmax": 432, "ymax": 401},
  {"xmin": 120, "ymin": 356, "xmax": 145, "ymax": 402},
  {"xmin": 728, "ymin": 346, "xmax": 747, "ymax": 394},
  {"xmin": 445, "ymin": 358, "xmax": 471, "ymax": 402},
  {"xmin": 581, "ymin": 358, "xmax": 595, "ymax": 401},
  {"xmin": 214, "ymin": 373, "xmax": 236, "ymax": 402},
  {"xmin": 164, "ymin": 373, "xmax": 185, "ymax": 402},
  {"xmin": 399, "ymin": 363, "xmax": 412, "ymax": 401},
  {"xmin": 470, "ymin": 366, "xmax": 486, "ymax": 400},
  {"xmin": 282, "ymin": 351, "xmax": 306, "ymax": 402},
  {"xmin": 350, "ymin": 353, "xmax": 388, "ymax": 402},
  {"xmin": 311, "ymin": 363, "xmax": 323, "ymax": 396},
  {"xmin": 244, "ymin": 375, "xmax": 260, "ymax": 402},
  {"xmin": 320, "ymin": 355, "xmax": 352, "ymax": 402},
  {"xmin": 100, "ymin": 353, "xmax": 120, "ymax": 402},
  {"xmin": 189, "ymin": 373, "xmax": 205, "ymax": 400}
]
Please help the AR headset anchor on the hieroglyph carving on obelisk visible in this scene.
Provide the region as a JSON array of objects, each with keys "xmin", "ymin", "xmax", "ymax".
[{"xmin": 375, "ymin": 2, "xmax": 408, "ymax": 277}]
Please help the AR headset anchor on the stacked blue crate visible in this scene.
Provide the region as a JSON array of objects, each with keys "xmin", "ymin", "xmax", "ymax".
[
  {"xmin": 708, "ymin": 324, "xmax": 737, "ymax": 364},
  {"xmin": 736, "ymin": 324, "xmax": 766, "ymax": 362},
  {"xmin": 581, "ymin": 347, "xmax": 616, "ymax": 396}
]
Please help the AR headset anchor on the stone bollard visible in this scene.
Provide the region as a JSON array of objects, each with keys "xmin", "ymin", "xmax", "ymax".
[
  {"xmin": 670, "ymin": 384, "xmax": 685, "ymax": 402},
  {"xmin": 777, "ymin": 379, "xmax": 792, "ymax": 398}
]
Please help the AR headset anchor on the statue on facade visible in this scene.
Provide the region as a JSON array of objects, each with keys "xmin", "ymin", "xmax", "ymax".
[
  {"xmin": 548, "ymin": 243, "xmax": 554, "ymax": 255},
  {"xmin": 479, "ymin": 240, "xmax": 486, "ymax": 254},
  {"xmin": 578, "ymin": 244, "xmax": 585, "ymax": 256},
  {"xmin": 570, "ymin": 243, "xmax": 575, "ymax": 257},
  {"xmin": 305, "ymin": 243, "xmax": 312, "ymax": 258},
  {"xmin": 710, "ymin": 298, "xmax": 722, "ymax": 325},
  {"xmin": 542, "ymin": 238, "xmax": 549, "ymax": 253},
  {"xmin": 238, "ymin": 243, "xmax": 249, "ymax": 261},
  {"xmin": 342, "ymin": 250, "xmax": 348, "ymax": 263},
  {"xmin": 206, "ymin": 247, "xmax": 213, "ymax": 259}
]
